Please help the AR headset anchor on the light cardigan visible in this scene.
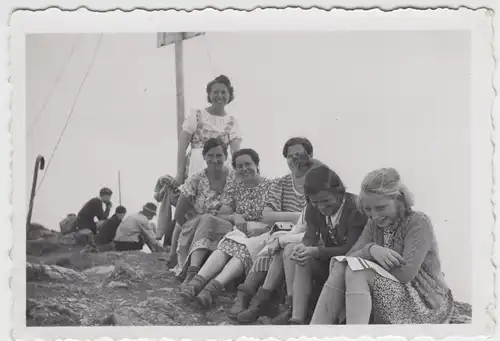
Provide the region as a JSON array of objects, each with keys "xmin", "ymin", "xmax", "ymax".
[{"xmin": 347, "ymin": 210, "xmax": 450, "ymax": 309}]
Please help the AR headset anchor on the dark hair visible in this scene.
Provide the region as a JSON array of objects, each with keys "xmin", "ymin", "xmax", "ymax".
[
  {"xmin": 206, "ymin": 75, "xmax": 235, "ymax": 104},
  {"xmin": 115, "ymin": 206, "xmax": 126, "ymax": 214},
  {"xmin": 99, "ymin": 187, "xmax": 113, "ymax": 196},
  {"xmin": 304, "ymin": 165, "xmax": 346, "ymax": 196},
  {"xmin": 282, "ymin": 137, "xmax": 313, "ymax": 158},
  {"xmin": 232, "ymin": 148, "xmax": 260, "ymax": 169},
  {"xmin": 202, "ymin": 138, "xmax": 228, "ymax": 158}
]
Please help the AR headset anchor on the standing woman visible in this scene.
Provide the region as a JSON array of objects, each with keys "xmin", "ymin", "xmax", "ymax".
[
  {"xmin": 175, "ymin": 75, "xmax": 242, "ymax": 186},
  {"xmin": 311, "ymin": 168, "xmax": 454, "ymax": 325}
]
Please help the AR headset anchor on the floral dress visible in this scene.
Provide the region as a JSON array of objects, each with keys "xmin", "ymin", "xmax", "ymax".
[
  {"xmin": 176, "ymin": 169, "xmax": 236, "ymax": 272},
  {"xmin": 250, "ymin": 174, "xmax": 306, "ymax": 272},
  {"xmin": 217, "ymin": 177, "xmax": 274, "ymax": 274},
  {"xmin": 182, "ymin": 109, "xmax": 242, "ymax": 179},
  {"xmin": 370, "ymin": 220, "xmax": 454, "ymax": 324}
]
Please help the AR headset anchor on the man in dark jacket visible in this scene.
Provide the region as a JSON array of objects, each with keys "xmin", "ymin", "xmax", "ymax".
[
  {"xmin": 76, "ymin": 187, "xmax": 113, "ymax": 235},
  {"xmin": 95, "ymin": 205, "xmax": 127, "ymax": 245}
]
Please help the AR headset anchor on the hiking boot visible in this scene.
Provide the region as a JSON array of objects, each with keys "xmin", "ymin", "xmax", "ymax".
[
  {"xmin": 237, "ymin": 288, "xmax": 272, "ymax": 323},
  {"xmin": 178, "ymin": 274, "xmax": 206, "ymax": 301},
  {"xmin": 180, "ymin": 266, "xmax": 200, "ymax": 290},
  {"xmin": 271, "ymin": 295, "xmax": 293, "ymax": 325},
  {"xmin": 289, "ymin": 318, "xmax": 305, "ymax": 325},
  {"xmin": 196, "ymin": 279, "xmax": 223, "ymax": 309},
  {"xmin": 227, "ymin": 284, "xmax": 254, "ymax": 319}
]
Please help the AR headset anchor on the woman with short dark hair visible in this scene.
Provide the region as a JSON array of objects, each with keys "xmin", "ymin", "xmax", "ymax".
[
  {"xmin": 179, "ymin": 148, "xmax": 274, "ymax": 309},
  {"xmin": 175, "ymin": 75, "xmax": 242, "ymax": 186}
]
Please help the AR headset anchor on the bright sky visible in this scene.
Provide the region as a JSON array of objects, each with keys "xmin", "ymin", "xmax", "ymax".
[{"xmin": 26, "ymin": 32, "xmax": 471, "ymax": 303}]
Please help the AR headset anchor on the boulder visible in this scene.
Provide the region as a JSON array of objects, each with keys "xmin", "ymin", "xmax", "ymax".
[{"xmin": 27, "ymin": 263, "xmax": 86, "ymax": 282}]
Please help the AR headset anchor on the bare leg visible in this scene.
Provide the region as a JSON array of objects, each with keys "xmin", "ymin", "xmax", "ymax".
[
  {"xmin": 345, "ymin": 268, "xmax": 375, "ymax": 325},
  {"xmin": 262, "ymin": 254, "xmax": 285, "ymax": 291},
  {"xmin": 167, "ymin": 223, "xmax": 181, "ymax": 268},
  {"xmin": 310, "ymin": 261, "xmax": 347, "ymax": 324},
  {"xmin": 291, "ymin": 261, "xmax": 313, "ymax": 322},
  {"xmin": 197, "ymin": 249, "xmax": 230, "ymax": 282},
  {"xmin": 283, "ymin": 243, "xmax": 298, "ymax": 296},
  {"xmin": 214, "ymin": 257, "xmax": 245, "ymax": 287},
  {"xmin": 190, "ymin": 249, "xmax": 210, "ymax": 268}
]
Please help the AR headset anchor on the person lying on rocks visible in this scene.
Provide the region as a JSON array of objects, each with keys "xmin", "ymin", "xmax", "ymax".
[
  {"xmin": 75, "ymin": 187, "xmax": 113, "ymax": 245},
  {"xmin": 171, "ymin": 138, "xmax": 237, "ymax": 282},
  {"xmin": 226, "ymin": 137, "xmax": 321, "ymax": 322},
  {"xmin": 178, "ymin": 148, "xmax": 274, "ymax": 309},
  {"xmin": 310, "ymin": 168, "xmax": 454, "ymax": 325},
  {"xmin": 95, "ymin": 205, "xmax": 127, "ymax": 246},
  {"xmin": 273, "ymin": 165, "xmax": 367, "ymax": 325},
  {"xmin": 113, "ymin": 202, "xmax": 162, "ymax": 252}
]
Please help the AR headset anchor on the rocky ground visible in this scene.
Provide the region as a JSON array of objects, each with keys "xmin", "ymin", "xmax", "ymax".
[{"xmin": 26, "ymin": 224, "xmax": 472, "ymax": 326}]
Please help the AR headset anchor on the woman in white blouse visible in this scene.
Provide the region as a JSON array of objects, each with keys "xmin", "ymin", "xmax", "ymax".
[{"xmin": 175, "ymin": 75, "xmax": 242, "ymax": 186}]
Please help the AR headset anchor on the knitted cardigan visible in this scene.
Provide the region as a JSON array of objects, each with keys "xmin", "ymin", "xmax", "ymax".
[{"xmin": 347, "ymin": 210, "xmax": 450, "ymax": 309}]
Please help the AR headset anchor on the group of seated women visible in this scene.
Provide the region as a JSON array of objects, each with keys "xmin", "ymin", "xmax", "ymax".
[{"xmin": 161, "ymin": 135, "xmax": 454, "ymax": 325}]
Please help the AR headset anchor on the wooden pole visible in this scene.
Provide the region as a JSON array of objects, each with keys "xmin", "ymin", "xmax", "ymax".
[
  {"xmin": 27, "ymin": 155, "xmax": 45, "ymax": 228},
  {"xmin": 174, "ymin": 33, "xmax": 185, "ymax": 139},
  {"xmin": 118, "ymin": 170, "xmax": 122, "ymax": 206}
]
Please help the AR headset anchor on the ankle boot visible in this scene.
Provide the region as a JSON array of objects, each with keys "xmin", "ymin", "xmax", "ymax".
[
  {"xmin": 180, "ymin": 266, "xmax": 200, "ymax": 289},
  {"xmin": 196, "ymin": 279, "xmax": 223, "ymax": 309},
  {"xmin": 271, "ymin": 295, "xmax": 293, "ymax": 325},
  {"xmin": 178, "ymin": 274, "xmax": 206, "ymax": 301},
  {"xmin": 227, "ymin": 284, "xmax": 254, "ymax": 319},
  {"xmin": 237, "ymin": 288, "xmax": 272, "ymax": 323}
]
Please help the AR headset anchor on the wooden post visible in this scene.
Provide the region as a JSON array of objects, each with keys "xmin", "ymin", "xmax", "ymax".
[
  {"xmin": 118, "ymin": 170, "xmax": 122, "ymax": 206},
  {"xmin": 27, "ymin": 155, "xmax": 45, "ymax": 229},
  {"xmin": 174, "ymin": 33, "xmax": 185, "ymax": 139},
  {"xmin": 157, "ymin": 32, "xmax": 205, "ymax": 137}
]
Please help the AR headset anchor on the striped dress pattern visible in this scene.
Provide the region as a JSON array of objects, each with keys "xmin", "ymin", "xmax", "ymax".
[{"xmin": 250, "ymin": 174, "xmax": 306, "ymax": 273}]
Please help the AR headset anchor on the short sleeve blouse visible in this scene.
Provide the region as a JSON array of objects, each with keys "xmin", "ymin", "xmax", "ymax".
[
  {"xmin": 221, "ymin": 177, "xmax": 274, "ymax": 221},
  {"xmin": 181, "ymin": 109, "xmax": 242, "ymax": 149}
]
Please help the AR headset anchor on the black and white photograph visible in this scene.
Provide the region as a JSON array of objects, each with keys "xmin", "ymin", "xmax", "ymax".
[{"xmin": 9, "ymin": 8, "xmax": 495, "ymax": 341}]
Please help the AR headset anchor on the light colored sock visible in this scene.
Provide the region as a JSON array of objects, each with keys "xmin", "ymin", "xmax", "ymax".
[{"xmin": 345, "ymin": 290, "xmax": 372, "ymax": 324}]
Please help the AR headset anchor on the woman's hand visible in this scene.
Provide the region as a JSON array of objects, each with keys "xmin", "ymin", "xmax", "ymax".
[
  {"xmin": 231, "ymin": 213, "xmax": 246, "ymax": 226},
  {"xmin": 369, "ymin": 245, "xmax": 406, "ymax": 270},
  {"xmin": 267, "ymin": 237, "xmax": 281, "ymax": 255},
  {"xmin": 290, "ymin": 243, "xmax": 318, "ymax": 266}
]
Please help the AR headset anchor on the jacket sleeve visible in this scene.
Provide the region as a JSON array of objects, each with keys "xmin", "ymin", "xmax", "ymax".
[
  {"xmin": 301, "ymin": 204, "xmax": 318, "ymax": 247},
  {"xmin": 90, "ymin": 198, "xmax": 107, "ymax": 221},
  {"xmin": 317, "ymin": 210, "xmax": 367, "ymax": 260},
  {"xmin": 389, "ymin": 214, "xmax": 433, "ymax": 283},
  {"xmin": 346, "ymin": 220, "xmax": 376, "ymax": 260}
]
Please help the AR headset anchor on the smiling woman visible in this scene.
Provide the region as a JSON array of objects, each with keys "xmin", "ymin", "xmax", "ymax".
[{"xmin": 175, "ymin": 75, "xmax": 243, "ymax": 186}]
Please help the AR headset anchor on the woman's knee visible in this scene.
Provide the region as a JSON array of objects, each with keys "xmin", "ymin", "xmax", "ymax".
[
  {"xmin": 324, "ymin": 261, "xmax": 347, "ymax": 288},
  {"xmin": 345, "ymin": 267, "xmax": 374, "ymax": 289},
  {"xmin": 283, "ymin": 243, "xmax": 296, "ymax": 259}
]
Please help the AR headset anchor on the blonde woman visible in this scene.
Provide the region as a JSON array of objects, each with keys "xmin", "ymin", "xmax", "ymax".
[{"xmin": 311, "ymin": 168, "xmax": 454, "ymax": 325}]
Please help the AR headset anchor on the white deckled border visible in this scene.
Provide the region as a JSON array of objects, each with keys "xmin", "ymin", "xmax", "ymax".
[{"xmin": 4, "ymin": 6, "xmax": 496, "ymax": 341}]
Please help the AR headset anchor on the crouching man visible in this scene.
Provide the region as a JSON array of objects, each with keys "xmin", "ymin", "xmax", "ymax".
[{"xmin": 114, "ymin": 202, "xmax": 163, "ymax": 252}]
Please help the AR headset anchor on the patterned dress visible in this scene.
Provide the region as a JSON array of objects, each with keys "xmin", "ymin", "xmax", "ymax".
[
  {"xmin": 217, "ymin": 177, "xmax": 274, "ymax": 274},
  {"xmin": 176, "ymin": 169, "xmax": 236, "ymax": 271},
  {"xmin": 182, "ymin": 109, "xmax": 242, "ymax": 179},
  {"xmin": 250, "ymin": 174, "xmax": 306, "ymax": 272},
  {"xmin": 371, "ymin": 221, "xmax": 454, "ymax": 324}
]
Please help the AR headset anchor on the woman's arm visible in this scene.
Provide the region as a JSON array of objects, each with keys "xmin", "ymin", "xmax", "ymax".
[
  {"xmin": 229, "ymin": 139, "xmax": 241, "ymax": 155},
  {"xmin": 217, "ymin": 204, "xmax": 235, "ymax": 222},
  {"xmin": 261, "ymin": 207, "xmax": 301, "ymax": 225},
  {"xmin": 389, "ymin": 214, "xmax": 433, "ymax": 283},
  {"xmin": 176, "ymin": 131, "xmax": 192, "ymax": 183},
  {"xmin": 173, "ymin": 194, "xmax": 192, "ymax": 226}
]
